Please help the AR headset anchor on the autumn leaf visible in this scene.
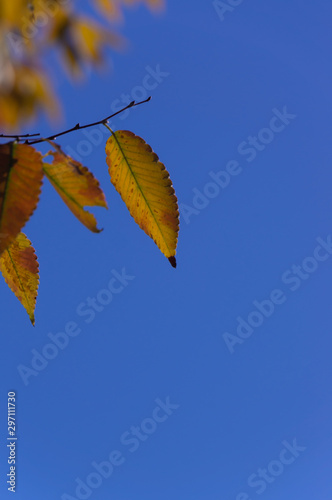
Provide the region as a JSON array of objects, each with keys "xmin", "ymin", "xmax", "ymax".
[
  {"xmin": 0, "ymin": 143, "xmax": 43, "ymax": 255},
  {"xmin": 43, "ymin": 143, "xmax": 108, "ymax": 232},
  {"xmin": 76, "ymin": 19, "xmax": 123, "ymax": 65},
  {"xmin": 123, "ymin": 0, "xmax": 165, "ymax": 10},
  {"xmin": 0, "ymin": 64, "xmax": 59, "ymax": 130},
  {"xmin": 93, "ymin": 0, "xmax": 122, "ymax": 20},
  {"xmin": 93, "ymin": 0, "xmax": 164, "ymax": 20},
  {"xmin": 0, "ymin": 232, "xmax": 39, "ymax": 325},
  {"xmin": 0, "ymin": 1, "xmax": 32, "ymax": 28},
  {"xmin": 105, "ymin": 130, "xmax": 179, "ymax": 266},
  {"xmin": 49, "ymin": 11, "xmax": 123, "ymax": 76}
]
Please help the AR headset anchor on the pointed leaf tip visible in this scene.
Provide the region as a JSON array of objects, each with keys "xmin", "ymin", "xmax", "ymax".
[{"xmin": 168, "ymin": 256, "xmax": 177, "ymax": 268}]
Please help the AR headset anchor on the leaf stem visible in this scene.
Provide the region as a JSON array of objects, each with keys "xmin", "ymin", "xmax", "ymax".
[{"xmin": 103, "ymin": 123, "xmax": 114, "ymax": 135}]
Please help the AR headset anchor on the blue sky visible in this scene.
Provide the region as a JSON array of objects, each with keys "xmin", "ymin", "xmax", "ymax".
[{"xmin": 1, "ymin": 1, "xmax": 332, "ymax": 498}]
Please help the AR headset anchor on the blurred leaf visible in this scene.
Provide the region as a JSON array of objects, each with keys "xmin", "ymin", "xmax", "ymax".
[
  {"xmin": 105, "ymin": 130, "xmax": 179, "ymax": 266},
  {"xmin": 0, "ymin": 64, "xmax": 59, "ymax": 130},
  {"xmin": 0, "ymin": 1, "xmax": 32, "ymax": 28},
  {"xmin": 43, "ymin": 143, "xmax": 108, "ymax": 232},
  {"xmin": 94, "ymin": 0, "xmax": 122, "ymax": 19},
  {"xmin": 49, "ymin": 11, "xmax": 122, "ymax": 76},
  {"xmin": 123, "ymin": 0, "xmax": 165, "ymax": 10},
  {"xmin": 0, "ymin": 143, "xmax": 43, "ymax": 255},
  {"xmin": 0, "ymin": 232, "xmax": 39, "ymax": 325},
  {"xmin": 93, "ymin": 0, "xmax": 164, "ymax": 19},
  {"xmin": 0, "ymin": 0, "xmax": 163, "ymax": 128}
]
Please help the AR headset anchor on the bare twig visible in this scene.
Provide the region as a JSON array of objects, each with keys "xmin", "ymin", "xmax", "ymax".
[
  {"xmin": 24, "ymin": 97, "xmax": 151, "ymax": 146},
  {"xmin": 0, "ymin": 133, "xmax": 40, "ymax": 139}
]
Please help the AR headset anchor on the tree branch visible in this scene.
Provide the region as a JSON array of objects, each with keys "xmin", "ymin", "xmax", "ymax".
[
  {"xmin": 24, "ymin": 97, "xmax": 151, "ymax": 146},
  {"xmin": 0, "ymin": 133, "xmax": 40, "ymax": 139}
]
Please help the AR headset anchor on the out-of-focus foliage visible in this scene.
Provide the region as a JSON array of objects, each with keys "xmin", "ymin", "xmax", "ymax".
[{"xmin": 0, "ymin": 0, "xmax": 164, "ymax": 130}]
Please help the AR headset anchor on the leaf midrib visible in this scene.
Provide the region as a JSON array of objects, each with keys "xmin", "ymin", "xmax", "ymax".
[{"xmin": 43, "ymin": 166, "xmax": 86, "ymax": 212}]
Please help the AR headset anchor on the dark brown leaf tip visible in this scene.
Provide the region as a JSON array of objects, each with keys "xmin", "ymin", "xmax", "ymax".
[{"xmin": 168, "ymin": 256, "xmax": 177, "ymax": 268}]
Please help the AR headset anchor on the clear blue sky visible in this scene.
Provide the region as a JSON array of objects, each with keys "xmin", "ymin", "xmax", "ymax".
[{"xmin": 1, "ymin": 1, "xmax": 332, "ymax": 498}]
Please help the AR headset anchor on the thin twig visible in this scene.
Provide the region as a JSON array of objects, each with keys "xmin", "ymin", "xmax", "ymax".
[
  {"xmin": 24, "ymin": 97, "xmax": 151, "ymax": 146},
  {"xmin": 0, "ymin": 133, "xmax": 40, "ymax": 139}
]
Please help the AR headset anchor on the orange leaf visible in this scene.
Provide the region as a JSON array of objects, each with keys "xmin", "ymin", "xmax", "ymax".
[
  {"xmin": 0, "ymin": 143, "xmax": 43, "ymax": 255},
  {"xmin": 0, "ymin": 232, "xmax": 39, "ymax": 325},
  {"xmin": 43, "ymin": 143, "xmax": 108, "ymax": 232}
]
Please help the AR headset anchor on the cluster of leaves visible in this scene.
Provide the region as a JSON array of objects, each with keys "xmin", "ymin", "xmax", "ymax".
[
  {"xmin": 0, "ymin": 0, "xmax": 163, "ymax": 130},
  {"xmin": 0, "ymin": 114, "xmax": 179, "ymax": 325}
]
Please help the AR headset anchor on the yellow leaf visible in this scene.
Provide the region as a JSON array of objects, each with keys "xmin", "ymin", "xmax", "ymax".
[
  {"xmin": 49, "ymin": 12, "xmax": 123, "ymax": 76},
  {"xmin": 105, "ymin": 130, "xmax": 179, "ymax": 266},
  {"xmin": 92, "ymin": 0, "xmax": 164, "ymax": 19},
  {"xmin": 94, "ymin": 0, "xmax": 122, "ymax": 19},
  {"xmin": 43, "ymin": 143, "xmax": 108, "ymax": 232},
  {"xmin": 0, "ymin": 1, "xmax": 32, "ymax": 28},
  {"xmin": 0, "ymin": 64, "xmax": 59, "ymax": 130},
  {"xmin": 0, "ymin": 232, "xmax": 39, "ymax": 325},
  {"xmin": 122, "ymin": 0, "xmax": 165, "ymax": 11},
  {"xmin": 77, "ymin": 20, "xmax": 122, "ymax": 64},
  {"xmin": 0, "ymin": 143, "xmax": 43, "ymax": 255}
]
